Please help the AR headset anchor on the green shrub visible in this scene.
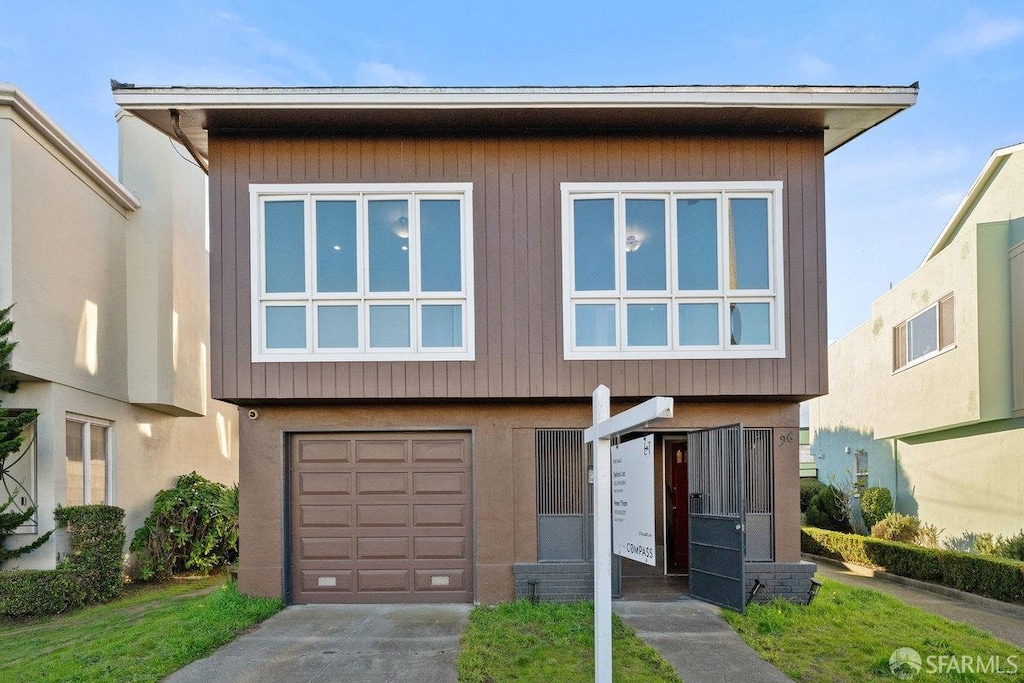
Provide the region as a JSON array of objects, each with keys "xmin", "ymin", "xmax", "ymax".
[
  {"xmin": 0, "ymin": 505, "xmax": 125, "ymax": 616},
  {"xmin": 974, "ymin": 532, "xmax": 1001, "ymax": 554},
  {"xmin": 805, "ymin": 486, "xmax": 851, "ymax": 532},
  {"xmin": 799, "ymin": 479, "xmax": 826, "ymax": 513},
  {"xmin": 997, "ymin": 530, "xmax": 1024, "ymax": 561},
  {"xmin": 131, "ymin": 472, "xmax": 238, "ymax": 581},
  {"xmin": 871, "ymin": 512, "xmax": 920, "ymax": 543},
  {"xmin": 915, "ymin": 522, "xmax": 943, "ymax": 549},
  {"xmin": 858, "ymin": 487, "xmax": 893, "ymax": 530},
  {"xmin": 801, "ymin": 527, "xmax": 1024, "ymax": 604}
]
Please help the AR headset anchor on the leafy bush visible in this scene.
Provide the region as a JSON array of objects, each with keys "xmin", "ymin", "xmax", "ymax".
[
  {"xmin": 799, "ymin": 479, "xmax": 826, "ymax": 513},
  {"xmin": 871, "ymin": 512, "xmax": 920, "ymax": 544},
  {"xmin": 801, "ymin": 527, "xmax": 1024, "ymax": 604},
  {"xmin": 915, "ymin": 522, "xmax": 944, "ymax": 549},
  {"xmin": 805, "ymin": 485, "xmax": 851, "ymax": 532},
  {"xmin": 858, "ymin": 487, "xmax": 893, "ymax": 530},
  {"xmin": 974, "ymin": 532, "xmax": 1001, "ymax": 554},
  {"xmin": 0, "ymin": 505, "xmax": 125, "ymax": 616},
  {"xmin": 997, "ymin": 530, "xmax": 1024, "ymax": 561},
  {"xmin": 131, "ymin": 472, "xmax": 238, "ymax": 581}
]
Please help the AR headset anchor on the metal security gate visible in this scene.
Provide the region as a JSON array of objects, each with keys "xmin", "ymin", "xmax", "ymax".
[{"xmin": 688, "ymin": 424, "xmax": 746, "ymax": 613}]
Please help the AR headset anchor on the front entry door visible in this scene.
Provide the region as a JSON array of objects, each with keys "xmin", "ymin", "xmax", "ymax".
[
  {"xmin": 687, "ymin": 424, "xmax": 747, "ymax": 613},
  {"xmin": 665, "ymin": 439, "xmax": 689, "ymax": 574}
]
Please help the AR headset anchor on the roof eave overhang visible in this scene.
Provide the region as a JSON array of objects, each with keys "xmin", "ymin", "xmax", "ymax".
[
  {"xmin": 924, "ymin": 140, "xmax": 1024, "ymax": 261},
  {"xmin": 1, "ymin": 83, "xmax": 140, "ymax": 211},
  {"xmin": 111, "ymin": 84, "xmax": 919, "ymax": 163}
]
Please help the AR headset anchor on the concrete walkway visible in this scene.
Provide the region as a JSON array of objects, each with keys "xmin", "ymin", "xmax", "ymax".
[
  {"xmin": 614, "ymin": 599, "xmax": 793, "ymax": 683},
  {"xmin": 813, "ymin": 559, "xmax": 1024, "ymax": 650},
  {"xmin": 163, "ymin": 603, "xmax": 470, "ymax": 683}
]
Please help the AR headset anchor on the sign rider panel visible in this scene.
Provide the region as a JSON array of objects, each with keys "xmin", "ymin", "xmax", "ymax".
[{"xmin": 611, "ymin": 434, "xmax": 656, "ymax": 566}]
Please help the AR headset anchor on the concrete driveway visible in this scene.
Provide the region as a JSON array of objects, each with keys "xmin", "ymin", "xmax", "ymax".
[{"xmin": 164, "ymin": 603, "xmax": 471, "ymax": 683}]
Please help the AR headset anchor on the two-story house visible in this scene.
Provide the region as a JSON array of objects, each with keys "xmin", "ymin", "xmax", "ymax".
[
  {"xmin": 0, "ymin": 84, "xmax": 237, "ymax": 569},
  {"xmin": 114, "ymin": 84, "xmax": 916, "ymax": 605},
  {"xmin": 811, "ymin": 141, "xmax": 1024, "ymax": 541}
]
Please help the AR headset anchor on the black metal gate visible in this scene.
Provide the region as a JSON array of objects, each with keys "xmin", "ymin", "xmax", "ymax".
[{"xmin": 688, "ymin": 424, "xmax": 747, "ymax": 613}]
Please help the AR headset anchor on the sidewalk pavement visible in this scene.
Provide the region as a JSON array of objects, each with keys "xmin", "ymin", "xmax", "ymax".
[
  {"xmin": 811, "ymin": 557, "xmax": 1024, "ymax": 650},
  {"xmin": 614, "ymin": 599, "xmax": 793, "ymax": 683}
]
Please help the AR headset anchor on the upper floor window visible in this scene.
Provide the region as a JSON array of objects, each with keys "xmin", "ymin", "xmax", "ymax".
[
  {"xmin": 251, "ymin": 183, "xmax": 474, "ymax": 362},
  {"xmin": 561, "ymin": 182, "xmax": 785, "ymax": 360},
  {"xmin": 893, "ymin": 293, "xmax": 954, "ymax": 371}
]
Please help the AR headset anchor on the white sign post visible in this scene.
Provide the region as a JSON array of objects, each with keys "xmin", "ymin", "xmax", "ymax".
[
  {"xmin": 584, "ymin": 386, "xmax": 673, "ymax": 683},
  {"xmin": 612, "ymin": 434, "xmax": 656, "ymax": 566}
]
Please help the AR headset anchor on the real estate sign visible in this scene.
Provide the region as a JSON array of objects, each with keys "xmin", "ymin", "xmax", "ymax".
[{"xmin": 611, "ymin": 434, "xmax": 656, "ymax": 566}]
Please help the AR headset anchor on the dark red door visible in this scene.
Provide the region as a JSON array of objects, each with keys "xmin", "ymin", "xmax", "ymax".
[{"xmin": 666, "ymin": 439, "xmax": 689, "ymax": 574}]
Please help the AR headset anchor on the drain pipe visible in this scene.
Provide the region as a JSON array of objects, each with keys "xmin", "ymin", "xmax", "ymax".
[{"xmin": 170, "ymin": 109, "xmax": 209, "ymax": 175}]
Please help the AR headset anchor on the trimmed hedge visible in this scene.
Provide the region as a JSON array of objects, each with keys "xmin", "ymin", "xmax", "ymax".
[
  {"xmin": 0, "ymin": 505, "xmax": 125, "ymax": 616},
  {"xmin": 802, "ymin": 526, "xmax": 1024, "ymax": 604}
]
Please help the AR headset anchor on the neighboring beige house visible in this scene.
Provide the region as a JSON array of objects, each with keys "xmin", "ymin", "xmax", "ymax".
[
  {"xmin": 0, "ymin": 84, "xmax": 238, "ymax": 569},
  {"xmin": 811, "ymin": 142, "xmax": 1024, "ymax": 541}
]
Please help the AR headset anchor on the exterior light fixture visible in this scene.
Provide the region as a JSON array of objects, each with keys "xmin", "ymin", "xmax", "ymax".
[{"xmin": 807, "ymin": 578, "xmax": 822, "ymax": 604}]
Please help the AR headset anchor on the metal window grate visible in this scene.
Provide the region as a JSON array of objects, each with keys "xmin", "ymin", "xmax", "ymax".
[
  {"xmin": 744, "ymin": 428, "xmax": 774, "ymax": 561},
  {"xmin": 537, "ymin": 429, "xmax": 589, "ymax": 515},
  {"xmin": 536, "ymin": 429, "xmax": 592, "ymax": 562}
]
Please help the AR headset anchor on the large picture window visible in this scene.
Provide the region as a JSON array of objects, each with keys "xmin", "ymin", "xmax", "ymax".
[
  {"xmin": 251, "ymin": 183, "xmax": 474, "ymax": 362},
  {"xmin": 561, "ymin": 182, "xmax": 785, "ymax": 359},
  {"xmin": 893, "ymin": 294, "xmax": 954, "ymax": 371}
]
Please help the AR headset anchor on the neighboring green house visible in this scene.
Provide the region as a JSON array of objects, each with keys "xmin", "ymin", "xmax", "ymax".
[{"xmin": 810, "ymin": 142, "xmax": 1024, "ymax": 541}]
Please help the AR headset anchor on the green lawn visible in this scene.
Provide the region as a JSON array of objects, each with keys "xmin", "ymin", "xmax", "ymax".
[
  {"xmin": 723, "ymin": 577, "xmax": 1024, "ymax": 683},
  {"xmin": 458, "ymin": 600, "xmax": 682, "ymax": 682},
  {"xmin": 0, "ymin": 576, "xmax": 283, "ymax": 683}
]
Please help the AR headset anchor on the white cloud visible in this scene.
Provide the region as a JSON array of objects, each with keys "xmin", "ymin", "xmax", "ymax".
[
  {"xmin": 937, "ymin": 16, "xmax": 1024, "ymax": 56},
  {"xmin": 212, "ymin": 11, "xmax": 331, "ymax": 83},
  {"xmin": 356, "ymin": 61, "xmax": 426, "ymax": 86},
  {"xmin": 793, "ymin": 53, "xmax": 834, "ymax": 81}
]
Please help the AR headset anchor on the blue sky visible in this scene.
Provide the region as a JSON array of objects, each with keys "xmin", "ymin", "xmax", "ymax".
[{"xmin": 3, "ymin": 1, "xmax": 1023, "ymax": 339}]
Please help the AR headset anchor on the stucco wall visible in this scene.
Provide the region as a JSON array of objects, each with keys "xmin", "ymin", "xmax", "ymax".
[
  {"xmin": 120, "ymin": 112, "xmax": 211, "ymax": 416},
  {"xmin": 5, "ymin": 381, "xmax": 238, "ymax": 570},
  {"xmin": 896, "ymin": 420, "xmax": 1024, "ymax": 540},
  {"xmin": 7, "ymin": 114, "xmax": 131, "ymax": 396},
  {"xmin": 811, "ymin": 147, "xmax": 1024, "ymax": 540}
]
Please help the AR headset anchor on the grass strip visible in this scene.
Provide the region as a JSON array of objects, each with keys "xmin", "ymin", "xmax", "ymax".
[
  {"xmin": 723, "ymin": 577, "xmax": 1024, "ymax": 683},
  {"xmin": 458, "ymin": 599, "xmax": 682, "ymax": 682},
  {"xmin": 0, "ymin": 577, "xmax": 282, "ymax": 683}
]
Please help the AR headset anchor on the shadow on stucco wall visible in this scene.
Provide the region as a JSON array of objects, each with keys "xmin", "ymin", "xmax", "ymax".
[{"xmin": 809, "ymin": 425, "xmax": 918, "ymax": 528}]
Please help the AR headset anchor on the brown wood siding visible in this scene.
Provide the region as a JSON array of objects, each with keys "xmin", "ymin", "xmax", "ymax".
[{"xmin": 209, "ymin": 132, "xmax": 827, "ymax": 402}]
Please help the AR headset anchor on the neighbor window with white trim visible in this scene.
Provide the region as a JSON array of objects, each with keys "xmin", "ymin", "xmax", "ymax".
[
  {"xmin": 893, "ymin": 293, "xmax": 954, "ymax": 371},
  {"xmin": 561, "ymin": 182, "xmax": 785, "ymax": 359},
  {"xmin": 251, "ymin": 183, "xmax": 474, "ymax": 362},
  {"xmin": 65, "ymin": 416, "xmax": 111, "ymax": 506}
]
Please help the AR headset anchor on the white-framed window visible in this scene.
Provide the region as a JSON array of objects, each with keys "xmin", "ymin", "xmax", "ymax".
[
  {"xmin": 854, "ymin": 449, "xmax": 869, "ymax": 489},
  {"xmin": 561, "ymin": 182, "xmax": 785, "ymax": 359},
  {"xmin": 893, "ymin": 293, "xmax": 954, "ymax": 371},
  {"xmin": 250, "ymin": 183, "xmax": 474, "ymax": 362},
  {"xmin": 65, "ymin": 415, "xmax": 111, "ymax": 506}
]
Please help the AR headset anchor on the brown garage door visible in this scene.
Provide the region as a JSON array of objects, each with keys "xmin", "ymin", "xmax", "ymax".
[{"xmin": 290, "ymin": 431, "xmax": 473, "ymax": 604}]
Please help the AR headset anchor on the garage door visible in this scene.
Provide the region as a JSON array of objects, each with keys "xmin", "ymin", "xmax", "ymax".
[{"xmin": 289, "ymin": 432, "xmax": 473, "ymax": 604}]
